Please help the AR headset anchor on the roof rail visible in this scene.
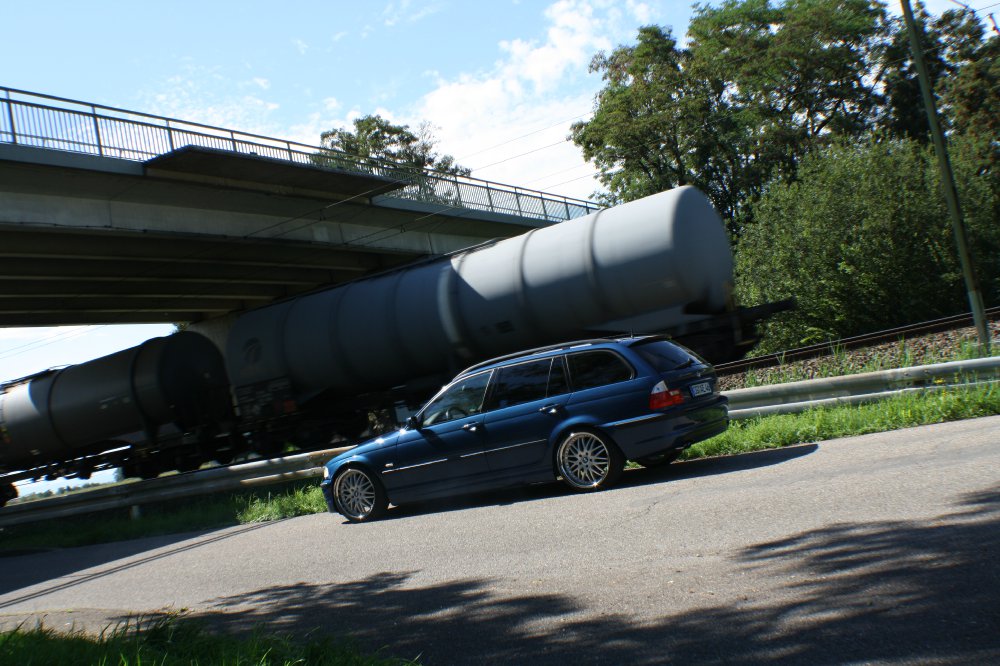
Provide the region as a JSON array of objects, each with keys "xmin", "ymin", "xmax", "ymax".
[{"xmin": 457, "ymin": 337, "xmax": 626, "ymax": 377}]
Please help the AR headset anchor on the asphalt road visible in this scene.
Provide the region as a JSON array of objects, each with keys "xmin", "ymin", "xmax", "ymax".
[{"xmin": 2, "ymin": 416, "xmax": 999, "ymax": 664}]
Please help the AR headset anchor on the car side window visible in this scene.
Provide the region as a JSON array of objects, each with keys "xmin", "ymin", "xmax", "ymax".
[
  {"xmin": 566, "ymin": 350, "xmax": 634, "ymax": 390},
  {"xmin": 421, "ymin": 371, "xmax": 492, "ymax": 426},
  {"xmin": 549, "ymin": 356, "xmax": 570, "ymax": 396},
  {"xmin": 487, "ymin": 358, "xmax": 552, "ymax": 410}
]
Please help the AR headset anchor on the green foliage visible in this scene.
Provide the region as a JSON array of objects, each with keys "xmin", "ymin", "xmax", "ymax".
[
  {"xmin": 735, "ymin": 135, "xmax": 998, "ymax": 351},
  {"xmin": 0, "ymin": 615, "xmax": 413, "ymax": 665},
  {"xmin": 881, "ymin": 6, "xmax": 997, "ymax": 142},
  {"xmin": 236, "ymin": 485, "xmax": 327, "ymax": 523},
  {"xmin": 572, "ymin": 0, "xmax": 890, "ymax": 225},
  {"xmin": 317, "ymin": 114, "xmax": 469, "ymax": 178},
  {"xmin": 571, "ymin": 0, "xmax": 997, "ymax": 235}
]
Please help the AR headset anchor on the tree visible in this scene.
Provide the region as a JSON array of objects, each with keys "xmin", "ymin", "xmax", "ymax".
[
  {"xmin": 318, "ymin": 115, "xmax": 469, "ymax": 178},
  {"xmin": 571, "ymin": 0, "xmax": 890, "ymax": 228},
  {"xmin": 735, "ymin": 136, "xmax": 998, "ymax": 351},
  {"xmin": 880, "ymin": 5, "xmax": 998, "ymax": 143}
]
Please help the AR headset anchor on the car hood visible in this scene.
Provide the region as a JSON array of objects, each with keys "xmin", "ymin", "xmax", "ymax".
[{"xmin": 330, "ymin": 430, "xmax": 402, "ymax": 463}]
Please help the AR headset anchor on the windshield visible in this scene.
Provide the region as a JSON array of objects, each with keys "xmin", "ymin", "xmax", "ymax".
[{"xmin": 419, "ymin": 370, "xmax": 493, "ymax": 426}]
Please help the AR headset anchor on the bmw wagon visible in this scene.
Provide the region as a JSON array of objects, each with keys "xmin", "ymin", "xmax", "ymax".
[{"xmin": 321, "ymin": 336, "xmax": 728, "ymax": 522}]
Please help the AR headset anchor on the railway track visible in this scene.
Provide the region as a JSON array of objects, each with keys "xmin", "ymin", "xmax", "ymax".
[{"xmin": 716, "ymin": 307, "xmax": 1000, "ymax": 377}]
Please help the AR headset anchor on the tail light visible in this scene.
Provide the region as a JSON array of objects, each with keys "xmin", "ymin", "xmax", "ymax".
[{"xmin": 650, "ymin": 380, "xmax": 685, "ymax": 409}]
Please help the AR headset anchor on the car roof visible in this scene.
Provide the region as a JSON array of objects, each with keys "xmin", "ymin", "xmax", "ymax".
[{"xmin": 455, "ymin": 334, "xmax": 675, "ymax": 378}]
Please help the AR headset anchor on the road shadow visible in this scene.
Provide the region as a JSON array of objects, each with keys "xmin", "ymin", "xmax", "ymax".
[
  {"xmin": 0, "ymin": 523, "xmax": 272, "ymax": 601},
  {"xmin": 168, "ymin": 487, "xmax": 999, "ymax": 664}
]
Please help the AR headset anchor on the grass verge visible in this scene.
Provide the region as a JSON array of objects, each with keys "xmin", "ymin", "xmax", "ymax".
[
  {"xmin": 684, "ymin": 382, "xmax": 999, "ymax": 459},
  {"xmin": 0, "ymin": 614, "xmax": 413, "ymax": 665},
  {"xmin": 0, "ymin": 479, "xmax": 327, "ymax": 552}
]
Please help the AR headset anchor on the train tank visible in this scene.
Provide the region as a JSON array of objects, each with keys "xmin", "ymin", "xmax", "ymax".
[
  {"xmin": 0, "ymin": 331, "xmax": 236, "ymax": 500},
  {"xmin": 226, "ymin": 186, "xmax": 735, "ymax": 429}
]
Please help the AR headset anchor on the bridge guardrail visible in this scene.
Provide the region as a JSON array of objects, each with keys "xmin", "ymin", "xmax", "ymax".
[
  {"xmin": 2, "ymin": 357, "xmax": 997, "ymax": 528},
  {"xmin": 0, "ymin": 86, "xmax": 600, "ymax": 223}
]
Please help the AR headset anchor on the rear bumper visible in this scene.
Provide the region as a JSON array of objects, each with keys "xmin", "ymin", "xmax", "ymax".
[{"xmin": 603, "ymin": 396, "xmax": 728, "ymax": 460}]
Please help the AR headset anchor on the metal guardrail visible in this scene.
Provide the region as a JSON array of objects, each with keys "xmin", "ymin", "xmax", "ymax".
[
  {"xmin": 0, "ymin": 86, "xmax": 600, "ymax": 223},
  {"xmin": 726, "ymin": 355, "xmax": 1000, "ymax": 420},
  {"xmin": 2, "ymin": 357, "xmax": 996, "ymax": 528},
  {"xmin": 0, "ymin": 447, "xmax": 348, "ymax": 528}
]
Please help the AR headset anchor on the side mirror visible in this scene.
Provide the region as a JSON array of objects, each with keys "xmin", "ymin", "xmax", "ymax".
[{"xmin": 405, "ymin": 415, "xmax": 422, "ymax": 430}]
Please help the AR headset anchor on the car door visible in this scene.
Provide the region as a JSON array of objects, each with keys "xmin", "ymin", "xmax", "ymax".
[
  {"xmin": 482, "ymin": 357, "xmax": 570, "ymax": 475},
  {"xmin": 381, "ymin": 370, "xmax": 493, "ymax": 500}
]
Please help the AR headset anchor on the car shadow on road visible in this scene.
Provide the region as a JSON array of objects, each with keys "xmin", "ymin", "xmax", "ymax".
[
  {"xmin": 166, "ymin": 487, "xmax": 1000, "ymax": 664},
  {"xmin": 375, "ymin": 443, "xmax": 819, "ymax": 523}
]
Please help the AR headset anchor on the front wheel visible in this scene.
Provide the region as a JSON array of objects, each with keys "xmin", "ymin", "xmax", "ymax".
[
  {"xmin": 555, "ymin": 429, "xmax": 624, "ymax": 491},
  {"xmin": 333, "ymin": 467, "xmax": 388, "ymax": 523}
]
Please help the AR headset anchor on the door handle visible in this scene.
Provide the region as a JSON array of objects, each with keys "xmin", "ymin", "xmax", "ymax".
[
  {"xmin": 462, "ymin": 423, "xmax": 478, "ymax": 432},
  {"xmin": 538, "ymin": 405, "xmax": 560, "ymax": 415}
]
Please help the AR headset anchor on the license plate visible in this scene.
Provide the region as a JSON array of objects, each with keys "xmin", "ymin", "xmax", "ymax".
[{"xmin": 689, "ymin": 381, "xmax": 712, "ymax": 397}]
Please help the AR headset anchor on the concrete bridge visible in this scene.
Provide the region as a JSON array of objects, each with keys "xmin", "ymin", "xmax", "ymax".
[{"xmin": 0, "ymin": 87, "xmax": 599, "ymax": 330}]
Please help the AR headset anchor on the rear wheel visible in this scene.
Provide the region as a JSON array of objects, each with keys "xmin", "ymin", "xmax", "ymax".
[
  {"xmin": 555, "ymin": 429, "xmax": 624, "ymax": 491},
  {"xmin": 333, "ymin": 467, "xmax": 388, "ymax": 522}
]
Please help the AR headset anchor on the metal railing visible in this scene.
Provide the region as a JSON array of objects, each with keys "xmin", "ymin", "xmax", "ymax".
[
  {"xmin": 2, "ymin": 357, "xmax": 997, "ymax": 528},
  {"xmin": 0, "ymin": 86, "xmax": 600, "ymax": 223}
]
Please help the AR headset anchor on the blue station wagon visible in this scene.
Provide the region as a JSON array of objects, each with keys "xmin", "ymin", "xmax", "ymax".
[{"xmin": 321, "ymin": 336, "xmax": 728, "ymax": 522}]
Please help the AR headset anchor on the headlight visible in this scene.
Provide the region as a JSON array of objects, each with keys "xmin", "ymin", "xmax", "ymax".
[{"xmin": 322, "ymin": 466, "xmax": 331, "ymax": 479}]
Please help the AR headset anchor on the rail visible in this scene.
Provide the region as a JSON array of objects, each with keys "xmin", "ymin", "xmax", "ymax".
[
  {"xmin": 0, "ymin": 86, "xmax": 600, "ymax": 223},
  {"xmin": 2, "ymin": 357, "xmax": 997, "ymax": 528}
]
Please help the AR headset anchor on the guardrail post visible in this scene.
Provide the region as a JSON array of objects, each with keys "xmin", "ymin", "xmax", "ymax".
[
  {"xmin": 166, "ymin": 119, "xmax": 175, "ymax": 151},
  {"xmin": 3, "ymin": 97, "xmax": 16, "ymax": 145},
  {"xmin": 91, "ymin": 105, "xmax": 104, "ymax": 156},
  {"xmin": 486, "ymin": 185, "xmax": 494, "ymax": 212}
]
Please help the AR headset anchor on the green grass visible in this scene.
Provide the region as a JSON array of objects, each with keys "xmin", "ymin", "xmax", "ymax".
[
  {"xmin": 0, "ymin": 614, "xmax": 413, "ymax": 665},
  {"xmin": 0, "ymin": 480, "xmax": 327, "ymax": 552},
  {"xmin": 684, "ymin": 382, "xmax": 1000, "ymax": 459}
]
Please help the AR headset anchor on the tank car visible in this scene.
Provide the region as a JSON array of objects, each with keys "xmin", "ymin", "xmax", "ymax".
[
  {"xmin": 0, "ymin": 331, "xmax": 237, "ymax": 505},
  {"xmin": 225, "ymin": 186, "xmax": 758, "ymax": 450}
]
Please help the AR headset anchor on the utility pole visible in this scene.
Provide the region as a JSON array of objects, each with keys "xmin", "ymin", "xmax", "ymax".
[{"xmin": 900, "ymin": 0, "xmax": 991, "ymax": 353}]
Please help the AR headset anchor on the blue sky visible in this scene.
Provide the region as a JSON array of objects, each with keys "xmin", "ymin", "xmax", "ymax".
[{"xmin": 0, "ymin": 0, "xmax": 963, "ymax": 490}]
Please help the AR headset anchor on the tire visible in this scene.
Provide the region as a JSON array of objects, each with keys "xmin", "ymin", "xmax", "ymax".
[
  {"xmin": 332, "ymin": 466, "xmax": 389, "ymax": 523},
  {"xmin": 636, "ymin": 450, "xmax": 682, "ymax": 468},
  {"xmin": 555, "ymin": 428, "xmax": 624, "ymax": 491}
]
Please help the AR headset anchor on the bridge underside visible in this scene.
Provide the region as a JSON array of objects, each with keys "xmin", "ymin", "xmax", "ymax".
[{"xmin": 0, "ymin": 146, "xmax": 542, "ymax": 327}]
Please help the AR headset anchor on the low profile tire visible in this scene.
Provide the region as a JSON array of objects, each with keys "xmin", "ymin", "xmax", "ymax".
[
  {"xmin": 636, "ymin": 450, "xmax": 682, "ymax": 468},
  {"xmin": 555, "ymin": 428, "xmax": 624, "ymax": 491},
  {"xmin": 333, "ymin": 467, "xmax": 388, "ymax": 523}
]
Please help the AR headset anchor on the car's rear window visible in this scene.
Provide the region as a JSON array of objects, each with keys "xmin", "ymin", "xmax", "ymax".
[{"xmin": 632, "ymin": 340, "xmax": 706, "ymax": 372}]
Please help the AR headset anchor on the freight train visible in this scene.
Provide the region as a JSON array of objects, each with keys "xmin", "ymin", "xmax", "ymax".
[{"xmin": 0, "ymin": 186, "xmax": 785, "ymax": 506}]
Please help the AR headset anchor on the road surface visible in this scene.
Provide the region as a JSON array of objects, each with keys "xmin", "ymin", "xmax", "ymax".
[{"xmin": 2, "ymin": 416, "xmax": 998, "ymax": 664}]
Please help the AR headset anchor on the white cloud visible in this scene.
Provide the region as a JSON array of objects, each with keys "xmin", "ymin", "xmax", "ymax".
[
  {"xmin": 382, "ymin": 0, "xmax": 444, "ymax": 27},
  {"xmin": 293, "ymin": 39, "xmax": 309, "ymax": 55},
  {"xmin": 393, "ymin": 0, "xmax": 647, "ymax": 200},
  {"xmin": 252, "ymin": 77, "xmax": 271, "ymax": 90}
]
